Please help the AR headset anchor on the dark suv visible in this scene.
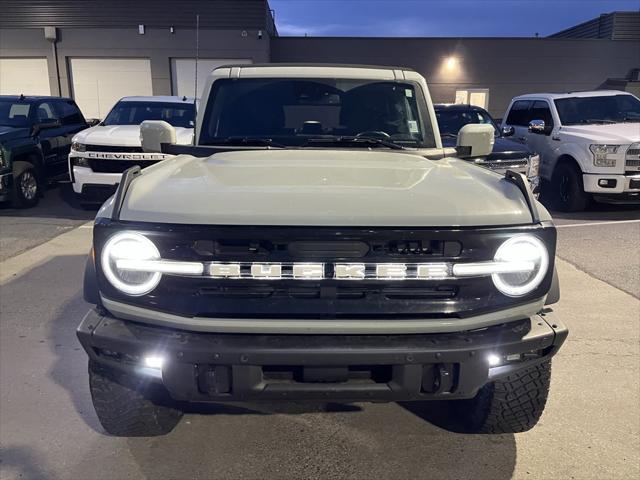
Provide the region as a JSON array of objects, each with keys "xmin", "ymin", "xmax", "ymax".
[
  {"xmin": 0, "ymin": 95, "xmax": 94, "ymax": 207},
  {"xmin": 435, "ymin": 103, "xmax": 540, "ymax": 190}
]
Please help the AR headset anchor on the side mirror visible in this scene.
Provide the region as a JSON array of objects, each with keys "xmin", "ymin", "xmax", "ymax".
[
  {"xmin": 86, "ymin": 118, "xmax": 101, "ymax": 127},
  {"xmin": 140, "ymin": 120, "xmax": 176, "ymax": 153},
  {"xmin": 528, "ymin": 119, "xmax": 552, "ymax": 135},
  {"xmin": 502, "ymin": 125, "xmax": 515, "ymax": 137},
  {"xmin": 456, "ymin": 123, "xmax": 495, "ymax": 158},
  {"xmin": 36, "ymin": 118, "xmax": 61, "ymax": 130}
]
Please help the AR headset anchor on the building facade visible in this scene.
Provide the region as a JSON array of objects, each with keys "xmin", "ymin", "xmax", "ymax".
[{"xmin": 1, "ymin": 1, "xmax": 638, "ymax": 118}]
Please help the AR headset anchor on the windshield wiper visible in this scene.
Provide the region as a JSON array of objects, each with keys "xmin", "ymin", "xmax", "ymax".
[
  {"xmin": 212, "ymin": 137, "xmax": 286, "ymax": 148},
  {"xmin": 306, "ymin": 136, "xmax": 405, "ymax": 150}
]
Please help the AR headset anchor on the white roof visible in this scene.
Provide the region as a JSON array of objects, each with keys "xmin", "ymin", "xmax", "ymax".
[
  {"xmin": 513, "ymin": 90, "xmax": 635, "ymax": 101},
  {"xmin": 120, "ymin": 95, "xmax": 196, "ymax": 103}
]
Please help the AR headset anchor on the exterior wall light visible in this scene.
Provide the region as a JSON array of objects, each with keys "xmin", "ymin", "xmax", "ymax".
[{"xmin": 446, "ymin": 56, "xmax": 459, "ymax": 70}]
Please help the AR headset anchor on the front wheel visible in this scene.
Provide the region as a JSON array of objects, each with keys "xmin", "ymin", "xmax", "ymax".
[
  {"xmin": 451, "ymin": 360, "xmax": 552, "ymax": 434},
  {"xmin": 11, "ymin": 165, "xmax": 40, "ymax": 208},
  {"xmin": 88, "ymin": 361, "xmax": 182, "ymax": 437},
  {"xmin": 548, "ymin": 162, "xmax": 589, "ymax": 212}
]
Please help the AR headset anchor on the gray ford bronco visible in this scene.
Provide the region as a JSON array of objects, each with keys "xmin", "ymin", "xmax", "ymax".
[{"xmin": 78, "ymin": 64, "xmax": 567, "ymax": 437}]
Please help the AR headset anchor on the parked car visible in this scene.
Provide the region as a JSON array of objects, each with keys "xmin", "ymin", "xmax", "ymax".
[
  {"xmin": 0, "ymin": 95, "xmax": 95, "ymax": 207},
  {"xmin": 78, "ymin": 64, "xmax": 565, "ymax": 437},
  {"xmin": 501, "ymin": 90, "xmax": 640, "ymax": 211},
  {"xmin": 69, "ymin": 96, "xmax": 195, "ymax": 206},
  {"xmin": 435, "ymin": 103, "xmax": 540, "ymax": 191}
]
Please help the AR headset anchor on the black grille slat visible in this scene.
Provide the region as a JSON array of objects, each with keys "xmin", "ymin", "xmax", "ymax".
[
  {"xmin": 89, "ymin": 159, "xmax": 160, "ymax": 173},
  {"xmin": 86, "ymin": 144, "xmax": 143, "ymax": 153}
]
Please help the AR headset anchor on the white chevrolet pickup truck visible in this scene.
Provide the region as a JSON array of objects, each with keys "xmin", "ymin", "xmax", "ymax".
[
  {"xmin": 501, "ymin": 90, "xmax": 640, "ymax": 211},
  {"xmin": 69, "ymin": 96, "xmax": 195, "ymax": 206}
]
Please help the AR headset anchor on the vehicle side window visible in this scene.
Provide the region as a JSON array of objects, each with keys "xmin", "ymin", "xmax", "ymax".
[
  {"xmin": 56, "ymin": 100, "xmax": 85, "ymax": 125},
  {"xmin": 530, "ymin": 100, "xmax": 554, "ymax": 128},
  {"xmin": 505, "ymin": 100, "xmax": 532, "ymax": 126},
  {"xmin": 35, "ymin": 102, "xmax": 59, "ymax": 122}
]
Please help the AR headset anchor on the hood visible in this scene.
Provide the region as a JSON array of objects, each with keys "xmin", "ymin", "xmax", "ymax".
[
  {"xmin": 441, "ymin": 135, "xmax": 533, "ymax": 160},
  {"xmin": 116, "ymin": 149, "xmax": 534, "ymax": 227},
  {"xmin": 559, "ymin": 123, "xmax": 640, "ymax": 143},
  {"xmin": 73, "ymin": 124, "xmax": 193, "ymax": 146},
  {"xmin": 0, "ymin": 126, "xmax": 30, "ymax": 143}
]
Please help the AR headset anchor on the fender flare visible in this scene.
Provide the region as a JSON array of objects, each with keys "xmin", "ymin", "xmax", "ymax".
[
  {"xmin": 83, "ymin": 250, "xmax": 101, "ymax": 305},
  {"xmin": 545, "ymin": 266, "xmax": 560, "ymax": 305}
]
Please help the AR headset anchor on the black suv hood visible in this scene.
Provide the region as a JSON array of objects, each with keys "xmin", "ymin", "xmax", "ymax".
[
  {"xmin": 0, "ymin": 126, "xmax": 30, "ymax": 143},
  {"xmin": 441, "ymin": 135, "xmax": 534, "ymax": 160}
]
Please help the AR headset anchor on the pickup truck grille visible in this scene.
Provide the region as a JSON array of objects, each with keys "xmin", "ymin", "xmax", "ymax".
[
  {"xmin": 93, "ymin": 222, "xmax": 556, "ymax": 319},
  {"xmin": 477, "ymin": 158, "xmax": 528, "ymax": 172},
  {"xmin": 86, "ymin": 144, "xmax": 143, "ymax": 153},
  {"xmin": 88, "ymin": 159, "xmax": 160, "ymax": 173}
]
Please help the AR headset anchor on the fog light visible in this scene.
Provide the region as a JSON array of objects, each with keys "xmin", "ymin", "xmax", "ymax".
[
  {"xmin": 598, "ymin": 179, "xmax": 616, "ymax": 188},
  {"xmin": 487, "ymin": 354, "xmax": 502, "ymax": 367},
  {"xmin": 143, "ymin": 355, "xmax": 165, "ymax": 370}
]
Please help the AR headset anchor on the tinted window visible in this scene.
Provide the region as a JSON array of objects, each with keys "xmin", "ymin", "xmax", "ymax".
[
  {"xmin": 36, "ymin": 102, "xmax": 58, "ymax": 122},
  {"xmin": 505, "ymin": 100, "xmax": 532, "ymax": 126},
  {"xmin": 554, "ymin": 94, "xmax": 640, "ymax": 125},
  {"xmin": 56, "ymin": 100, "xmax": 85, "ymax": 125},
  {"xmin": 199, "ymin": 78, "xmax": 434, "ymax": 148},
  {"xmin": 103, "ymin": 101, "xmax": 195, "ymax": 128},
  {"xmin": 0, "ymin": 100, "xmax": 31, "ymax": 127},
  {"xmin": 435, "ymin": 108, "xmax": 498, "ymax": 136}
]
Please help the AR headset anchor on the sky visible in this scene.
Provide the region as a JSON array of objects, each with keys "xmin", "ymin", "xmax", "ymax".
[{"xmin": 269, "ymin": 0, "xmax": 640, "ymax": 37}]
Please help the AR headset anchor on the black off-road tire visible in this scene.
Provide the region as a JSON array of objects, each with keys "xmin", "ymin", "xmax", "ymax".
[
  {"xmin": 453, "ymin": 360, "xmax": 552, "ymax": 434},
  {"xmin": 548, "ymin": 162, "xmax": 589, "ymax": 212},
  {"xmin": 88, "ymin": 361, "xmax": 182, "ymax": 437},
  {"xmin": 11, "ymin": 165, "xmax": 40, "ymax": 208}
]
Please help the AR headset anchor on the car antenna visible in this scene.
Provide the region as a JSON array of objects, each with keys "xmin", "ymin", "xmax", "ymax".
[{"xmin": 19, "ymin": 93, "xmax": 25, "ymax": 100}]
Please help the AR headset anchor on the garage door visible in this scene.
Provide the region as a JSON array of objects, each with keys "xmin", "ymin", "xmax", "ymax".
[
  {"xmin": 171, "ymin": 58, "xmax": 252, "ymax": 99},
  {"xmin": 70, "ymin": 58, "xmax": 152, "ymax": 119},
  {"xmin": 0, "ymin": 58, "xmax": 51, "ymax": 96}
]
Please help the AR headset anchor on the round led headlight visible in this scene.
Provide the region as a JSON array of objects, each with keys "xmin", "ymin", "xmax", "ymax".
[
  {"xmin": 101, "ymin": 232, "xmax": 161, "ymax": 296},
  {"xmin": 492, "ymin": 235, "xmax": 549, "ymax": 297}
]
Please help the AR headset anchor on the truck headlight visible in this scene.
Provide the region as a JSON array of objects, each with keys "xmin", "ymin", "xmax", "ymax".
[
  {"xmin": 492, "ymin": 235, "xmax": 549, "ymax": 297},
  {"xmin": 71, "ymin": 142, "xmax": 86, "ymax": 152},
  {"xmin": 590, "ymin": 144, "xmax": 618, "ymax": 167},
  {"xmin": 527, "ymin": 154, "xmax": 540, "ymax": 178},
  {"xmin": 101, "ymin": 232, "xmax": 162, "ymax": 296}
]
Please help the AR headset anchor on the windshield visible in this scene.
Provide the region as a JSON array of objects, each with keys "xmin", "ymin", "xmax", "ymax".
[
  {"xmin": 199, "ymin": 78, "xmax": 435, "ymax": 148},
  {"xmin": 435, "ymin": 108, "xmax": 499, "ymax": 136},
  {"xmin": 0, "ymin": 100, "xmax": 31, "ymax": 128},
  {"xmin": 102, "ymin": 101, "xmax": 195, "ymax": 128},
  {"xmin": 554, "ymin": 94, "xmax": 640, "ymax": 125}
]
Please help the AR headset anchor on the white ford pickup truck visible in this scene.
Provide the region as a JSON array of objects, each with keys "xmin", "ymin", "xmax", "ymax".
[
  {"xmin": 69, "ymin": 96, "xmax": 195, "ymax": 206},
  {"xmin": 501, "ymin": 90, "xmax": 640, "ymax": 211}
]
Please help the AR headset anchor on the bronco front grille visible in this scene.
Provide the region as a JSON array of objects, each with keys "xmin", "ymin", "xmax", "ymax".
[{"xmin": 93, "ymin": 222, "xmax": 556, "ymax": 319}]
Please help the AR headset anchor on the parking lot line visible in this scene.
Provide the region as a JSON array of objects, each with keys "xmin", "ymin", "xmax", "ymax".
[{"xmin": 556, "ymin": 219, "xmax": 640, "ymax": 229}]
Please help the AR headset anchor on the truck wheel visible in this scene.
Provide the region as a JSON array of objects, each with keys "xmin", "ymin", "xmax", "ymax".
[
  {"xmin": 453, "ymin": 360, "xmax": 551, "ymax": 434},
  {"xmin": 11, "ymin": 165, "xmax": 40, "ymax": 208},
  {"xmin": 549, "ymin": 162, "xmax": 589, "ymax": 212},
  {"xmin": 88, "ymin": 361, "xmax": 182, "ymax": 437}
]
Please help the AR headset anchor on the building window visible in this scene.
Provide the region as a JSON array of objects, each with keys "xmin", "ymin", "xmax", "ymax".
[{"xmin": 455, "ymin": 89, "xmax": 490, "ymax": 109}]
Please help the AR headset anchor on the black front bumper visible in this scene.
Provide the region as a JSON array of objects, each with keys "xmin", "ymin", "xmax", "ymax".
[{"xmin": 77, "ymin": 309, "xmax": 567, "ymax": 403}]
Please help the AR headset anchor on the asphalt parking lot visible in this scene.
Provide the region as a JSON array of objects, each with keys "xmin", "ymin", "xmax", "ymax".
[{"xmin": 1, "ymin": 185, "xmax": 638, "ymax": 480}]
